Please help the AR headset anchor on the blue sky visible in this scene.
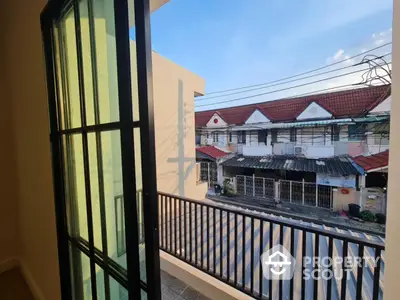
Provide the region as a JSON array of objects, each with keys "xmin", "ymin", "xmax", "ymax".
[{"xmin": 140, "ymin": 0, "xmax": 393, "ymax": 110}]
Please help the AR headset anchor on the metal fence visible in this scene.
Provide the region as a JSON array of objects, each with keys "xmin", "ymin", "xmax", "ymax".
[
  {"xmin": 199, "ymin": 162, "xmax": 218, "ymax": 187},
  {"xmin": 158, "ymin": 192, "xmax": 385, "ymax": 300},
  {"xmin": 236, "ymin": 175, "xmax": 275, "ymax": 199},
  {"xmin": 236, "ymin": 175, "xmax": 333, "ymax": 209}
]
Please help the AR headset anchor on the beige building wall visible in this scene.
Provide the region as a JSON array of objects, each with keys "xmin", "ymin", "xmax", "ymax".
[
  {"xmin": 384, "ymin": 0, "xmax": 399, "ymax": 299},
  {"xmin": 332, "ymin": 188, "xmax": 359, "ymax": 211},
  {"xmin": 0, "ymin": 0, "xmax": 61, "ymax": 298},
  {"xmin": 152, "ymin": 51, "xmax": 208, "ymax": 200},
  {"xmin": 0, "ymin": 7, "xmax": 19, "ymax": 266}
]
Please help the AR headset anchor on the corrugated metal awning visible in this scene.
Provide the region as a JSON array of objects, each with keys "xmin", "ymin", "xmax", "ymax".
[{"xmin": 222, "ymin": 155, "xmax": 361, "ymax": 176}]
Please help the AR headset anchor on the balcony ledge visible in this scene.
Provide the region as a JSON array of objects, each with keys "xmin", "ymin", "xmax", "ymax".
[{"xmin": 160, "ymin": 251, "xmax": 253, "ymax": 300}]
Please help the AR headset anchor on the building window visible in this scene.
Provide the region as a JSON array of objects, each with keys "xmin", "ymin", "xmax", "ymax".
[
  {"xmin": 290, "ymin": 128, "xmax": 297, "ymax": 142},
  {"xmin": 373, "ymin": 123, "xmax": 390, "ymax": 145},
  {"xmin": 228, "ymin": 132, "xmax": 233, "ymax": 143},
  {"xmin": 237, "ymin": 131, "xmax": 246, "ymax": 144},
  {"xmin": 271, "ymin": 129, "xmax": 278, "ymax": 144},
  {"xmin": 212, "ymin": 132, "xmax": 219, "ymax": 143},
  {"xmin": 258, "ymin": 130, "xmax": 267, "ymax": 144},
  {"xmin": 348, "ymin": 124, "xmax": 365, "ymax": 141},
  {"xmin": 331, "ymin": 124, "xmax": 340, "ymax": 142},
  {"xmin": 115, "ymin": 195, "xmax": 126, "ymax": 256}
]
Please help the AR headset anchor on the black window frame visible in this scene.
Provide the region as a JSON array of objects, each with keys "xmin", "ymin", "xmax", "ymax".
[
  {"xmin": 290, "ymin": 128, "xmax": 297, "ymax": 143},
  {"xmin": 237, "ymin": 130, "xmax": 246, "ymax": 144},
  {"xmin": 331, "ymin": 124, "xmax": 340, "ymax": 142},
  {"xmin": 41, "ymin": 0, "xmax": 161, "ymax": 299},
  {"xmin": 258, "ymin": 130, "xmax": 268, "ymax": 144},
  {"xmin": 348, "ymin": 124, "xmax": 366, "ymax": 141},
  {"xmin": 271, "ymin": 129, "xmax": 278, "ymax": 144}
]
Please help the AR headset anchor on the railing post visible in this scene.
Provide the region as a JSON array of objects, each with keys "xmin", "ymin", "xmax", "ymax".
[
  {"xmin": 290, "ymin": 181, "xmax": 292, "ymax": 203},
  {"xmin": 263, "ymin": 178, "xmax": 265, "ymax": 198},
  {"xmin": 315, "ymin": 183, "xmax": 318, "ymax": 207},
  {"xmin": 244, "ymin": 176, "xmax": 247, "ymax": 196},
  {"xmin": 302, "ymin": 179, "xmax": 305, "ymax": 205},
  {"xmin": 253, "ymin": 174, "xmax": 255, "ymax": 197}
]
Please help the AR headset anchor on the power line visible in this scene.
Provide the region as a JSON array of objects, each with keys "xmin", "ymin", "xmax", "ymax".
[
  {"xmin": 196, "ymin": 53, "xmax": 391, "ymax": 101},
  {"xmin": 196, "ymin": 64, "xmax": 391, "ymax": 108},
  {"xmin": 198, "ymin": 42, "xmax": 392, "ymax": 97}
]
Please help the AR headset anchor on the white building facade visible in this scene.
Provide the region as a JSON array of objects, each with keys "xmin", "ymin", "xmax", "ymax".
[{"xmin": 195, "ymin": 85, "xmax": 391, "ymax": 210}]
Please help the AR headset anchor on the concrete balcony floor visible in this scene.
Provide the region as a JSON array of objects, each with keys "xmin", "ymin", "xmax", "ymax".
[{"xmin": 161, "ymin": 270, "xmax": 210, "ymax": 300}]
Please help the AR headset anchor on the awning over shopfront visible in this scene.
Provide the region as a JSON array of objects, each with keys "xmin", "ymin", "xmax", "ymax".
[
  {"xmin": 221, "ymin": 155, "xmax": 361, "ymax": 176},
  {"xmin": 353, "ymin": 150, "xmax": 389, "ymax": 172}
]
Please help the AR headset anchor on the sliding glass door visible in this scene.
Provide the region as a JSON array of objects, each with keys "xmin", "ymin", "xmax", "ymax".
[{"xmin": 41, "ymin": 0, "xmax": 160, "ymax": 299}]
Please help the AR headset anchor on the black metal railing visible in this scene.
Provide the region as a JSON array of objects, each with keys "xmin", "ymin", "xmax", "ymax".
[{"xmin": 158, "ymin": 192, "xmax": 385, "ymax": 300}]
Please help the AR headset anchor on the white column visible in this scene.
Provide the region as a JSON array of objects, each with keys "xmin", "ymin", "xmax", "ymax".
[
  {"xmin": 217, "ymin": 163, "xmax": 224, "ymax": 186},
  {"xmin": 359, "ymin": 175, "xmax": 366, "ymax": 207},
  {"xmin": 207, "ymin": 163, "xmax": 211, "ymax": 188}
]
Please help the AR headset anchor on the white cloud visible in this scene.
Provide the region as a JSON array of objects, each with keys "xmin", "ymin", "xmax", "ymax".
[
  {"xmin": 326, "ymin": 48, "xmax": 355, "ymax": 66},
  {"xmin": 333, "ymin": 49, "xmax": 345, "ymax": 61},
  {"xmin": 371, "ymin": 28, "xmax": 392, "ymax": 45},
  {"xmin": 374, "ymin": 39, "xmax": 385, "ymax": 46}
]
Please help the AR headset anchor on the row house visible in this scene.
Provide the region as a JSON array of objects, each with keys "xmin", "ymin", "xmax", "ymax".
[{"xmin": 195, "ymin": 85, "xmax": 391, "ymax": 211}]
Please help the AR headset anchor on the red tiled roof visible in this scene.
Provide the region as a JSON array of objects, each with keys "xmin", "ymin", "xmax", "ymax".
[
  {"xmin": 353, "ymin": 150, "xmax": 389, "ymax": 171},
  {"xmin": 196, "ymin": 146, "xmax": 229, "ymax": 159},
  {"xmin": 195, "ymin": 85, "xmax": 390, "ymax": 126}
]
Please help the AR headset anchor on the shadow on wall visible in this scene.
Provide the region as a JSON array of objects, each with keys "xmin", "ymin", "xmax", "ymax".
[{"xmin": 164, "ymin": 79, "xmax": 196, "ymax": 197}]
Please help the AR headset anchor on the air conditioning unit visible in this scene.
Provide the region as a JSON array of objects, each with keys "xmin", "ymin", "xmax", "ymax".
[{"xmin": 294, "ymin": 146, "xmax": 304, "ymax": 155}]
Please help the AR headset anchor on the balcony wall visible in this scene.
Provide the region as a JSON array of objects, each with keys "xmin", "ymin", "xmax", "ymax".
[
  {"xmin": 271, "ymin": 141, "xmax": 389, "ymax": 159},
  {"xmin": 302, "ymin": 144, "xmax": 335, "ymax": 158},
  {"xmin": 242, "ymin": 145, "xmax": 272, "ymax": 156},
  {"xmin": 273, "ymin": 142, "xmax": 335, "ymax": 158},
  {"xmin": 386, "ymin": 0, "xmax": 400, "ymax": 296}
]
